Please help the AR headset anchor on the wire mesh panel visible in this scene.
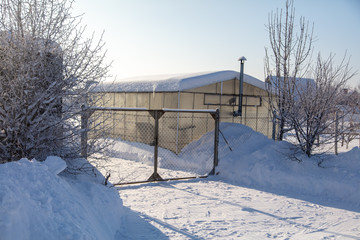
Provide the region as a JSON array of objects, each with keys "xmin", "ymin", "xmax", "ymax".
[
  {"xmin": 157, "ymin": 111, "xmax": 216, "ymax": 180},
  {"xmin": 87, "ymin": 109, "xmax": 155, "ymax": 184},
  {"xmin": 83, "ymin": 107, "xmax": 218, "ymax": 185},
  {"xmin": 220, "ymin": 111, "xmax": 273, "ymax": 139}
]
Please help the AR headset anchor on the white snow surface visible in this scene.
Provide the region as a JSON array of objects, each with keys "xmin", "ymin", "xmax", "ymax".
[
  {"xmin": 116, "ymin": 123, "xmax": 360, "ymax": 239},
  {"xmin": 1, "ymin": 122, "xmax": 360, "ymax": 239},
  {"xmin": 0, "ymin": 157, "xmax": 124, "ymax": 240},
  {"xmin": 207, "ymin": 123, "xmax": 360, "ymax": 206},
  {"xmin": 94, "ymin": 70, "xmax": 266, "ymax": 92},
  {"xmin": 42, "ymin": 156, "xmax": 67, "ymax": 175}
]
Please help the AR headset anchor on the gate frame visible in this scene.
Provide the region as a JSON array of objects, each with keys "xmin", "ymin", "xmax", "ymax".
[{"xmin": 81, "ymin": 106, "xmax": 220, "ymax": 184}]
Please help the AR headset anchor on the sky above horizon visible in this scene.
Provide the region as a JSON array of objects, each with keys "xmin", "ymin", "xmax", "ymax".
[{"xmin": 73, "ymin": 0, "xmax": 360, "ymax": 88}]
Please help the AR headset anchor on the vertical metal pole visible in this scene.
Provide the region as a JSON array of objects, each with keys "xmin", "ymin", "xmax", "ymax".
[
  {"xmin": 81, "ymin": 105, "xmax": 88, "ymax": 158},
  {"xmin": 234, "ymin": 56, "xmax": 246, "ymax": 117},
  {"xmin": 238, "ymin": 60, "xmax": 244, "ymax": 115},
  {"xmin": 335, "ymin": 111, "xmax": 339, "ymax": 155},
  {"xmin": 176, "ymin": 91, "xmax": 180, "ymax": 154},
  {"xmin": 341, "ymin": 115, "xmax": 344, "ymax": 147},
  {"xmin": 154, "ymin": 110, "xmax": 159, "ymax": 176},
  {"xmin": 214, "ymin": 109, "xmax": 219, "ymax": 167},
  {"xmin": 255, "ymin": 106, "xmax": 258, "ymax": 131},
  {"xmin": 272, "ymin": 110, "xmax": 276, "ymax": 141},
  {"xmin": 148, "ymin": 110, "xmax": 163, "ymax": 181},
  {"xmin": 210, "ymin": 109, "xmax": 220, "ymax": 175}
]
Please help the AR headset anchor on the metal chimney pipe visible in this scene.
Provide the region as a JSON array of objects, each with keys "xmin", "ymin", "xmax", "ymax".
[{"xmin": 234, "ymin": 56, "xmax": 246, "ymax": 116}]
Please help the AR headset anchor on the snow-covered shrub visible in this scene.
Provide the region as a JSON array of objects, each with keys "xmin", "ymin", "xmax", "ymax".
[{"xmin": 0, "ymin": 0, "xmax": 110, "ymax": 162}]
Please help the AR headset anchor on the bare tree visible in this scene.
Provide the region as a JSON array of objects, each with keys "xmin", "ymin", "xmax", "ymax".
[
  {"xmin": 0, "ymin": 0, "xmax": 110, "ymax": 162},
  {"xmin": 264, "ymin": 0, "xmax": 314, "ymax": 140},
  {"xmin": 288, "ymin": 53, "xmax": 356, "ymax": 157}
]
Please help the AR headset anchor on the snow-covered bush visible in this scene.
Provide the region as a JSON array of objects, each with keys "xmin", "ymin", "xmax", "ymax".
[
  {"xmin": 0, "ymin": 157, "xmax": 124, "ymax": 239},
  {"xmin": 0, "ymin": 0, "xmax": 110, "ymax": 162}
]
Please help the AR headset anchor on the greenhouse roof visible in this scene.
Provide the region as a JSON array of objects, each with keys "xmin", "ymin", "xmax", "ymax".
[{"xmin": 94, "ymin": 70, "xmax": 266, "ymax": 93}]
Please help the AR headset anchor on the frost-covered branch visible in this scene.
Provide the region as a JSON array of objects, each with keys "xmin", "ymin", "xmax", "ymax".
[
  {"xmin": 0, "ymin": 0, "xmax": 111, "ymax": 162},
  {"xmin": 288, "ymin": 53, "xmax": 356, "ymax": 156},
  {"xmin": 264, "ymin": 0, "xmax": 314, "ymax": 141}
]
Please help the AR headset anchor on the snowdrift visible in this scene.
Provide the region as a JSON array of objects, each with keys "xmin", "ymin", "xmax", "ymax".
[
  {"xmin": 101, "ymin": 122, "xmax": 360, "ymax": 208},
  {"xmin": 188, "ymin": 123, "xmax": 360, "ymax": 207},
  {"xmin": 0, "ymin": 157, "xmax": 124, "ymax": 240}
]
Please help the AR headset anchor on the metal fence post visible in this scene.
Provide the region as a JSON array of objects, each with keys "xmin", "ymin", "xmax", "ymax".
[
  {"xmin": 210, "ymin": 109, "xmax": 220, "ymax": 175},
  {"xmin": 81, "ymin": 105, "xmax": 88, "ymax": 159},
  {"xmin": 148, "ymin": 110, "xmax": 164, "ymax": 181},
  {"xmin": 335, "ymin": 111, "xmax": 339, "ymax": 155},
  {"xmin": 272, "ymin": 110, "xmax": 276, "ymax": 141}
]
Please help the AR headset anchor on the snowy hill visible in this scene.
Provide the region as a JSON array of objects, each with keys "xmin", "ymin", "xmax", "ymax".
[
  {"xmin": 174, "ymin": 122, "xmax": 360, "ymax": 208},
  {"xmin": 1, "ymin": 123, "xmax": 359, "ymax": 239},
  {"xmin": 216, "ymin": 123, "xmax": 360, "ymax": 207}
]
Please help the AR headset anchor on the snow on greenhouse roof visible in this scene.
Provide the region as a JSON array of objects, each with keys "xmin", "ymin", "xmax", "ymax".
[{"xmin": 94, "ymin": 70, "xmax": 266, "ymax": 93}]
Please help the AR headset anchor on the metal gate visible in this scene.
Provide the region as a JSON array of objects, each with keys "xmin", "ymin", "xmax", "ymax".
[{"xmin": 81, "ymin": 107, "xmax": 219, "ymax": 185}]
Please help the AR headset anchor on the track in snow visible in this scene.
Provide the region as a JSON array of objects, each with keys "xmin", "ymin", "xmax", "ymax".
[{"xmin": 118, "ymin": 178, "xmax": 360, "ymax": 239}]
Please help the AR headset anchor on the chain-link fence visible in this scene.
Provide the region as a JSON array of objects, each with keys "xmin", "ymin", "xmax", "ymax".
[
  {"xmin": 268, "ymin": 110, "xmax": 360, "ymax": 155},
  {"xmin": 81, "ymin": 107, "xmax": 219, "ymax": 185},
  {"xmin": 220, "ymin": 112, "xmax": 274, "ymax": 139}
]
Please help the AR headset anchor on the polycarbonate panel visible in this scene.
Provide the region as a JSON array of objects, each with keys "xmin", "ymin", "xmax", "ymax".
[{"xmin": 150, "ymin": 92, "xmax": 163, "ymax": 109}]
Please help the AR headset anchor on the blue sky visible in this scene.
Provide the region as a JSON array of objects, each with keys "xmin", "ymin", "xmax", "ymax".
[{"xmin": 73, "ymin": 0, "xmax": 360, "ymax": 88}]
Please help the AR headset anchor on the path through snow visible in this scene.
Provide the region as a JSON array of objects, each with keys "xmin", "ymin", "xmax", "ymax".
[{"xmin": 118, "ymin": 178, "xmax": 360, "ymax": 239}]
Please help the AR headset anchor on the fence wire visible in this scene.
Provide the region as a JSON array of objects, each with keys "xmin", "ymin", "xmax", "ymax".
[
  {"xmin": 220, "ymin": 112, "xmax": 274, "ymax": 139},
  {"xmin": 84, "ymin": 108, "xmax": 218, "ymax": 185}
]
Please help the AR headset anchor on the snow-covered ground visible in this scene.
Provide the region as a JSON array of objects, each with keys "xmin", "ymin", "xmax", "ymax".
[
  {"xmin": 1, "ymin": 123, "xmax": 359, "ymax": 239},
  {"xmin": 119, "ymin": 179, "xmax": 360, "ymax": 239},
  {"xmin": 116, "ymin": 123, "xmax": 360, "ymax": 239}
]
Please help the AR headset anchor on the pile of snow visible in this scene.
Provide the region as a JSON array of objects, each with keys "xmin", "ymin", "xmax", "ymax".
[
  {"xmin": 105, "ymin": 139, "xmax": 213, "ymax": 174},
  {"xmin": 0, "ymin": 156, "xmax": 124, "ymax": 240},
  {"xmin": 97, "ymin": 121, "xmax": 360, "ymax": 208},
  {"xmin": 185, "ymin": 123, "xmax": 360, "ymax": 207},
  {"xmin": 94, "ymin": 70, "xmax": 266, "ymax": 92},
  {"xmin": 3, "ymin": 122, "xmax": 358, "ymax": 239}
]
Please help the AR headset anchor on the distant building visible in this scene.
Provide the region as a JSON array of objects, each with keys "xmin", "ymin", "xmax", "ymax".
[{"xmin": 92, "ymin": 70, "xmax": 273, "ymax": 152}]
